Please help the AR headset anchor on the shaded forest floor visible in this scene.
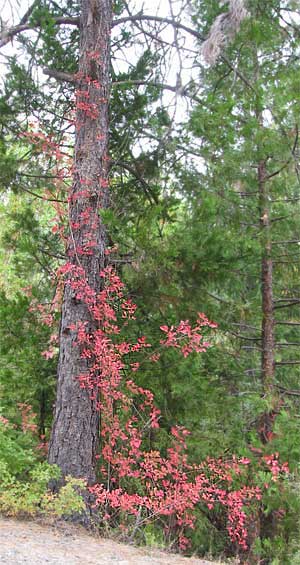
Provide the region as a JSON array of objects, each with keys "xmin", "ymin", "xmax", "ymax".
[{"xmin": 0, "ymin": 516, "xmax": 227, "ymax": 564}]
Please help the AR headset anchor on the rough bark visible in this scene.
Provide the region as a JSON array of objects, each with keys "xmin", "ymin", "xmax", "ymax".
[{"xmin": 48, "ymin": 0, "xmax": 112, "ymax": 483}]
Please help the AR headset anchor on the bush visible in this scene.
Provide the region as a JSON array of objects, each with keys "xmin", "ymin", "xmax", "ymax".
[
  {"xmin": 0, "ymin": 460, "xmax": 85, "ymax": 518},
  {"xmin": 0, "ymin": 415, "xmax": 85, "ymax": 519}
]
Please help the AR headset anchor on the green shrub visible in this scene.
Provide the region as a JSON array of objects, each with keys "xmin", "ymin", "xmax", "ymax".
[
  {"xmin": 0, "ymin": 460, "xmax": 85, "ymax": 518},
  {"xmin": 0, "ymin": 418, "xmax": 37, "ymax": 477}
]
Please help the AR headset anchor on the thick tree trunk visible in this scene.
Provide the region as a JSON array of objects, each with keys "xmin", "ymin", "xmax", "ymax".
[{"xmin": 48, "ymin": 0, "xmax": 112, "ymax": 483}]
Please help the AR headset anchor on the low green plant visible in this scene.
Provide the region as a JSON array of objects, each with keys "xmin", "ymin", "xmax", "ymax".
[
  {"xmin": 42, "ymin": 476, "xmax": 86, "ymax": 517},
  {"xmin": 0, "ymin": 412, "xmax": 85, "ymax": 520},
  {"xmin": 0, "ymin": 461, "xmax": 59, "ymax": 516},
  {"xmin": 143, "ymin": 523, "xmax": 165, "ymax": 549},
  {"xmin": 0, "ymin": 461, "xmax": 85, "ymax": 518}
]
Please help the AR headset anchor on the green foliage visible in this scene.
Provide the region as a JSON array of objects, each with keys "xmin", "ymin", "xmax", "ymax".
[
  {"xmin": 143, "ymin": 523, "xmax": 165, "ymax": 549},
  {"xmin": 0, "ymin": 462, "xmax": 58, "ymax": 516},
  {"xmin": 41, "ymin": 476, "xmax": 86, "ymax": 517},
  {"xmin": 0, "ymin": 460, "xmax": 85, "ymax": 518},
  {"xmin": 0, "ymin": 415, "xmax": 85, "ymax": 519},
  {"xmin": 0, "ymin": 192, "xmax": 57, "ymax": 434},
  {"xmin": 0, "ymin": 419, "xmax": 37, "ymax": 477}
]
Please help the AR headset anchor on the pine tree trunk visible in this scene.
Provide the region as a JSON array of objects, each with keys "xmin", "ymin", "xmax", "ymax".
[
  {"xmin": 258, "ymin": 160, "xmax": 275, "ymax": 397},
  {"xmin": 246, "ymin": 159, "xmax": 276, "ymax": 564},
  {"xmin": 48, "ymin": 0, "xmax": 112, "ymax": 483}
]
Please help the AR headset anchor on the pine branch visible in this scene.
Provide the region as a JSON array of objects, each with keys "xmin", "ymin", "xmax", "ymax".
[
  {"xmin": 274, "ymin": 300, "xmax": 300, "ymax": 309},
  {"xmin": 37, "ymin": 247, "xmax": 66, "ymax": 260},
  {"xmin": 43, "ymin": 68, "xmax": 198, "ymax": 100},
  {"xmin": 276, "ymin": 321, "xmax": 300, "ymax": 326},
  {"xmin": 276, "ymin": 361, "xmax": 300, "ymax": 365},
  {"xmin": 272, "ymin": 197, "xmax": 300, "ymax": 203},
  {"xmin": 265, "ymin": 125, "xmax": 298, "ymax": 179},
  {"xmin": 112, "ymin": 14, "xmax": 204, "ymax": 41},
  {"xmin": 112, "ymin": 159, "xmax": 159, "ymax": 205},
  {"xmin": 17, "ymin": 185, "xmax": 67, "ymax": 203},
  {"xmin": 112, "ymin": 79, "xmax": 196, "ymax": 99},
  {"xmin": 274, "ymin": 298, "xmax": 300, "ymax": 302},
  {"xmin": 276, "ymin": 385, "xmax": 300, "ymax": 396},
  {"xmin": 276, "ymin": 342, "xmax": 300, "ymax": 347},
  {"xmin": 205, "ymin": 291, "xmax": 232, "ymax": 305},
  {"xmin": 43, "ymin": 68, "xmax": 75, "ymax": 83},
  {"xmin": 232, "ymin": 323, "xmax": 261, "ymax": 331},
  {"xmin": 1, "ymin": 12, "xmax": 204, "ymax": 49},
  {"xmin": 0, "ymin": 17, "xmax": 79, "ymax": 48},
  {"xmin": 228, "ymin": 330, "xmax": 261, "ymax": 342},
  {"xmin": 272, "ymin": 240, "xmax": 300, "ymax": 245}
]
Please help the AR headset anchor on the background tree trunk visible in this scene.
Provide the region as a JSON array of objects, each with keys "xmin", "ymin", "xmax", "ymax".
[
  {"xmin": 48, "ymin": 0, "xmax": 112, "ymax": 483},
  {"xmin": 258, "ymin": 160, "xmax": 275, "ymax": 397}
]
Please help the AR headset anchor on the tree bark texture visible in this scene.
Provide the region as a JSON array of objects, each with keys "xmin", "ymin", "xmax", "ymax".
[{"xmin": 48, "ymin": 0, "xmax": 112, "ymax": 483}]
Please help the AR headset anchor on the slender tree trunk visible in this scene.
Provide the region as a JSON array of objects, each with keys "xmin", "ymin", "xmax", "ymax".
[
  {"xmin": 244, "ymin": 96, "xmax": 276, "ymax": 562},
  {"xmin": 48, "ymin": 0, "xmax": 112, "ymax": 483},
  {"xmin": 243, "ymin": 162, "xmax": 276, "ymax": 565},
  {"xmin": 39, "ymin": 389, "xmax": 46, "ymax": 437},
  {"xmin": 241, "ymin": 158, "xmax": 274, "ymax": 564},
  {"xmin": 258, "ymin": 160, "xmax": 275, "ymax": 397}
]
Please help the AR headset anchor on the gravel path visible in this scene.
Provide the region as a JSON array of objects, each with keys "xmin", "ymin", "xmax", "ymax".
[{"xmin": 0, "ymin": 517, "xmax": 224, "ymax": 565}]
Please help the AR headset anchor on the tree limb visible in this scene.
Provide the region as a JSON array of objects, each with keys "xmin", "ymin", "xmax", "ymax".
[
  {"xmin": 112, "ymin": 14, "xmax": 204, "ymax": 41},
  {"xmin": 112, "ymin": 79, "xmax": 196, "ymax": 98},
  {"xmin": 1, "ymin": 12, "xmax": 203, "ymax": 49},
  {"xmin": 112, "ymin": 159, "xmax": 159, "ymax": 204},
  {"xmin": 276, "ymin": 361, "xmax": 300, "ymax": 365},
  {"xmin": 276, "ymin": 342, "xmax": 300, "ymax": 346},
  {"xmin": 275, "ymin": 384, "xmax": 300, "ymax": 396},
  {"xmin": 0, "ymin": 17, "xmax": 79, "ymax": 49},
  {"xmin": 43, "ymin": 68, "xmax": 75, "ymax": 83},
  {"xmin": 43, "ymin": 68, "xmax": 199, "ymax": 100},
  {"xmin": 276, "ymin": 321, "xmax": 300, "ymax": 326},
  {"xmin": 227, "ymin": 330, "xmax": 261, "ymax": 341},
  {"xmin": 272, "ymin": 240, "xmax": 300, "ymax": 245},
  {"xmin": 274, "ymin": 300, "xmax": 300, "ymax": 309}
]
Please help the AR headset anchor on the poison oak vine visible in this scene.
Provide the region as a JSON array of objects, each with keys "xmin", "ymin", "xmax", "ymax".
[
  {"xmin": 20, "ymin": 59, "xmax": 289, "ymax": 554},
  {"xmin": 57, "ymin": 257, "xmax": 261, "ymax": 551},
  {"xmin": 42, "ymin": 254, "xmax": 286, "ymax": 552}
]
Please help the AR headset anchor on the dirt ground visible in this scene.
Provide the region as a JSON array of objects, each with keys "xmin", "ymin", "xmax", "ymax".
[{"xmin": 0, "ymin": 516, "xmax": 227, "ymax": 565}]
